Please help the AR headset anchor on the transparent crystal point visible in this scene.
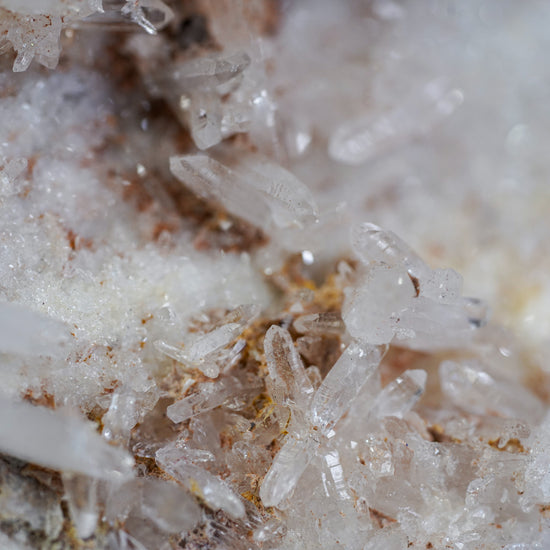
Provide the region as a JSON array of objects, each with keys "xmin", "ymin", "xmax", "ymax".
[
  {"xmin": 121, "ymin": 0, "xmax": 173, "ymax": 35},
  {"xmin": 166, "ymin": 376, "xmax": 244, "ymax": 423},
  {"xmin": 371, "ymin": 369, "xmax": 427, "ymax": 419},
  {"xmin": 350, "ymin": 223, "xmax": 431, "ymax": 280},
  {"xmin": 309, "ymin": 343, "xmax": 382, "ymax": 433},
  {"xmin": 170, "ymin": 154, "xmax": 271, "ymax": 229},
  {"xmin": 0, "ymin": 397, "xmax": 133, "ymax": 480},
  {"xmin": 156, "ymin": 304, "xmax": 257, "ymax": 378},
  {"xmin": 156, "ymin": 446, "xmax": 245, "ymax": 518},
  {"xmin": 259, "ymin": 434, "xmax": 315, "ymax": 508},
  {"xmin": 293, "ymin": 311, "xmax": 345, "ymax": 336},
  {"xmin": 170, "ymin": 154, "xmax": 318, "ymax": 230},
  {"xmin": 171, "ymin": 51, "xmax": 251, "ymax": 91}
]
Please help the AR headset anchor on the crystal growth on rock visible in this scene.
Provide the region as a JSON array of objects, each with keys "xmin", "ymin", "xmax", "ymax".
[{"xmin": 1, "ymin": 1, "xmax": 550, "ymax": 548}]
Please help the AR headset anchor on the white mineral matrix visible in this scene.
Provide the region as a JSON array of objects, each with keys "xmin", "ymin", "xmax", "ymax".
[{"xmin": 0, "ymin": 1, "xmax": 550, "ymax": 548}]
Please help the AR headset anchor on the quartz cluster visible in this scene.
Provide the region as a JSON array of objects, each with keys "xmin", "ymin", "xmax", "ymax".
[{"xmin": 1, "ymin": 0, "xmax": 550, "ymax": 549}]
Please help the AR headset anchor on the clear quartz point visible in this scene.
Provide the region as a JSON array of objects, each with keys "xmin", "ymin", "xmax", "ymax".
[
  {"xmin": 309, "ymin": 343, "xmax": 383, "ymax": 433},
  {"xmin": 155, "ymin": 445, "xmax": 245, "ymax": 519},
  {"xmin": 371, "ymin": 369, "xmax": 427, "ymax": 419},
  {"xmin": 263, "ymin": 325, "xmax": 314, "ymax": 410},
  {"xmin": 0, "ymin": 397, "xmax": 134, "ymax": 480},
  {"xmin": 350, "ymin": 223, "xmax": 431, "ymax": 280},
  {"xmin": 170, "ymin": 153, "xmax": 318, "ymax": 230},
  {"xmin": 170, "ymin": 51, "xmax": 251, "ymax": 91},
  {"xmin": 155, "ymin": 304, "xmax": 258, "ymax": 377},
  {"xmin": 121, "ymin": 0, "xmax": 173, "ymax": 35},
  {"xmin": 166, "ymin": 376, "xmax": 245, "ymax": 423},
  {"xmin": 259, "ymin": 434, "xmax": 315, "ymax": 508},
  {"xmin": 293, "ymin": 311, "xmax": 345, "ymax": 335}
]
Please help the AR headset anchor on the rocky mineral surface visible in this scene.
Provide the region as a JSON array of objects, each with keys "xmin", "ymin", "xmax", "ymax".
[{"xmin": 1, "ymin": 1, "xmax": 550, "ymax": 549}]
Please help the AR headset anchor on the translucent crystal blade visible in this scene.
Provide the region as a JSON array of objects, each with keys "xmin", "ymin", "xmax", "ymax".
[
  {"xmin": 263, "ymin": 325, "xmax": 314, "ymax": 409},
  {"xmin": 329, "ymin": 80, "xmax": 463, "ymax": 165},
  {"xmin": 350, "ymin": 223, "xmax": 431, "ymax": 280},
  {"xmin": 309, "ymin": 343, "xmax": 382, "ymax": 433},
  {"xmin": 187, "ymin": 323, "xmax": 243, "ymax": 361},
  {"xmin": 0, "ymin": 397, "xmax": 134, "ymax": 480},
  {"xmin": 259, "ymin": 435, "xmax": 314, "ymax": 508},
  {"xmin": 170, "ymin": 154, "xmax": 271, "ymax": 229},
  {"xmin": 293, "ymin": 311, "xmax": 345, "ymax": 336},
  {"xmin": 170, "ymin": 154, "xmax": 318, "ymax": 230},
  {"xmin": 156, "ymin": 446, "xmax": 245, "ymax": 519},
  {"xmin": 235, "ymin": 155, "xmax": 319, "ymax": 228},
  {"xmin": 371, "ymin": 369, "xmax": 427, "ymax": 419},
  {"xmin": 166, "ymin": 376, "xmax": 244, "ymax": 423},
  {"xmin": 140, "ymin": 478, "xmax": 201, "ymax": 532},
  {"xmin": 343, "ymin": 265, "xmax": 416, "ymax": 345},
  {"xmin": 0, "ymin": 302, "xmax": 70, "ymax": 357},
  {"xmin": 439, "ymin": 360, "xmax": 545, "ymax": 422},
  {"xmin": 170, "ymin": 51, "xmax": 251, "ymax": 91}
]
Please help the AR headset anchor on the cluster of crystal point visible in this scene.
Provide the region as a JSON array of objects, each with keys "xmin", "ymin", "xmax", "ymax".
[{"xmin": 1, "ymin": 0, "xmax": 550, "ymax": 548}]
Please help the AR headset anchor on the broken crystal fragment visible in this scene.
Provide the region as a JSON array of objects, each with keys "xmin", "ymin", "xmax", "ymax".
[
  {"xmin": 343, "ymin": 265, "xmax": 416, "ymax": 345},
  {"xmin": 0, "ymin": 397, "xmax": 133, "ymax": 480},
  {"xmin": 187, "ymin": 90, "xmax": 223, "ymax": 150}
]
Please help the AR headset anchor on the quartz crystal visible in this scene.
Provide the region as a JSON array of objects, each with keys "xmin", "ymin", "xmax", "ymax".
[
  {"xmin": 1, "ymin": 0, "xmax": 550, "ymax": 548},
  {"xmin": 0, "ymin": 397, "xmax": 133, "ymax": 480}
]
